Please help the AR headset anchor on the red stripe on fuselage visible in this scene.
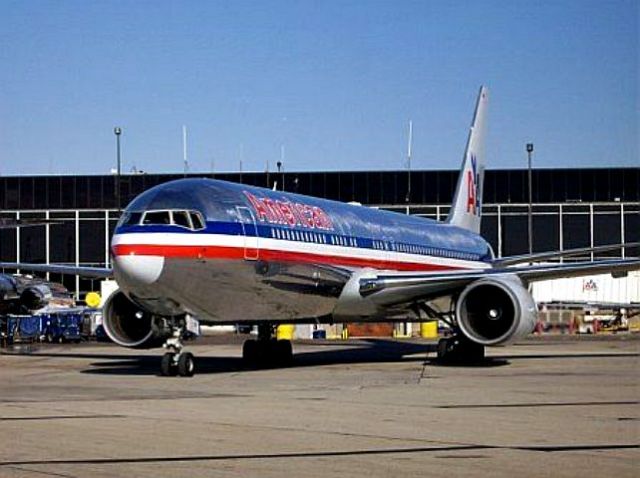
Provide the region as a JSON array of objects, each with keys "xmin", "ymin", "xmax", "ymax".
[{"xmin": 112, "ymin": 244, "xmax": 464, "ymax": 272}]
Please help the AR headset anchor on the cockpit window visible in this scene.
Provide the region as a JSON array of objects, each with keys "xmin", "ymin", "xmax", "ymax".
[
  {"xmin": 190, "ymin": 211, "xmax": 205, "ymax": 230},
  {"xmin": 172, "ymin": 210, "xmax": 192, "ymax": 228},
  {"xmin": 118, "ymin": 212, "xmax": 143, "ymax": 227},
  {"xmin": 143, "ymin": 211, "xmax": 171, "ymax": 225},
  {"xmin": 134, "ymin": 210, "xmax": 205, "ymax": 230}
]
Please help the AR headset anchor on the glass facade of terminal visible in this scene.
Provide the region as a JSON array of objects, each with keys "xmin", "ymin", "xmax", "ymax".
[
  {"xmin": 0, "ymin": 168, "xmax": 638, "ymax": 209},
  {"xmin": 0, "ymin": 168, "xmax": 638, "ymax": 297}
]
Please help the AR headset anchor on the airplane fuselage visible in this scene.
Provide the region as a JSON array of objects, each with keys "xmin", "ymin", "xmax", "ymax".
[{"xmin": 111, "ymin": 178, "xmax": 492, "ymax": 323}]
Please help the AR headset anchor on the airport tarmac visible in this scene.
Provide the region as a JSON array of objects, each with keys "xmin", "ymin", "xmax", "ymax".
[{"xmin": 0, "ymin": 335, "xmax": 638, "ymax": 477}]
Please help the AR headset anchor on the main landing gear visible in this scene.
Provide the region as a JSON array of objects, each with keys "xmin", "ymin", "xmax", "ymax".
[
  {"xmin": 242, "ymin": 324, "xmax": 293, "ymax": 367},
  {"xmin": 436, "ymin": 335, "xmax": 485, "ymax": 364},
  {"xmin": 160, "ymin": 324, "xmax": 196, "ymax": 377},
  {"xmin": 418, "ymin": 302, "xmax": 485, "ymax": 365}
]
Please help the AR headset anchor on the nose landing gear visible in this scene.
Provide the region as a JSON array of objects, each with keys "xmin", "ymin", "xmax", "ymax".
[{"xmin": 160, "ymin": 317, "xmax": 198, "ymax": 377}]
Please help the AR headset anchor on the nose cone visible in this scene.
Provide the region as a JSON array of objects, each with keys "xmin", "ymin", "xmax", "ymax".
[{"xmin": 114, "ymin": 254, "xmax": 165, "ymax": 285}]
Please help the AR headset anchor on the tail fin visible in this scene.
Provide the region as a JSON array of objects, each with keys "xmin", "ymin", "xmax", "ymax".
[{"xmin": 446, "ymin": 86, "xmax": 488, "ymax": 234}]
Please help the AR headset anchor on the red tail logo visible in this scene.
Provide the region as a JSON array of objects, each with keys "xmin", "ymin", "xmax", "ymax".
[{"xmin": 465, "ymin": 154, "xmax": 480, "ymax": 215}]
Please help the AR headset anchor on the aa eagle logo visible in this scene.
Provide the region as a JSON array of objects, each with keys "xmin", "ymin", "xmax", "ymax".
[{"xmin": 466, "ymin": 153, "xmax": 481, "ymax": 216}]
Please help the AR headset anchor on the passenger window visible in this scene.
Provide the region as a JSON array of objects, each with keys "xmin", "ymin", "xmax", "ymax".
[
  {"xmin": 189, "ymin": 212, "xmax": 205, "ymax": 230},
  {"xmin": 172, "ymin": 211, "xmax": 192, "ymax": 228},
  {"xmin": 143, "ymin": 211, "xmax": 171, "ymax": 225}
]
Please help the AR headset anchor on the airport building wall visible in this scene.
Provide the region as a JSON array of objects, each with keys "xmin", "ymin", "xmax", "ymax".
[
  {"xmin": 0, "ymin": 167, "xmax": 638, "ymax": 299},
  {"xmin": 531, "ymin": 271, "xmax": 640, "ymax": 305}
]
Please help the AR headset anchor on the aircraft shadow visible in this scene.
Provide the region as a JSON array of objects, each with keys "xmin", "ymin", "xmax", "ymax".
[
  {"xmin": 73, "ymin": 339, "xmax": 510, "ymax": 376},
  {"xmin": 14, "ymin": 338, "xmax": 628, "ymax": 376}
]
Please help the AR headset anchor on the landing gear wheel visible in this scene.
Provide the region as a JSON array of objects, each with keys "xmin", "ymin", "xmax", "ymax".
[
  {"xmin": 437, "ymin": 338, "xmax": 450, "ymax": 359},
  {"xmin": 177, "ymin": 352, "xmax": 195, "ymax": 377},
  {"xmin": 242, "ymin": 339, "xmax": 293, "ymax": 366},
  {"xmin": 242, "ymin": 339, "xmax": 259, "ymax": 364},
  {"xmin": 161, "ymin": 352, "xmax": 177, "ymax": 376},
  {"xmin": 436, "ymin": 336, "xmax": 485, "ymax": 364},
  {"xmin": 274, "ymin": 339, "xmax": 293, "ymax": 365}
]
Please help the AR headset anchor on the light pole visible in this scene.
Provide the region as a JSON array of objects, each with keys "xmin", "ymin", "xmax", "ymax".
[
  {"xmin": 277, "ymin": 161, "xmax": 284, "ymax": 191},
  {"xmin": 526, "ymin": 143, "xmax": 534, "ymax": 255},
  {"xmin": 405, "ymin": 120, "xmax": 413, "ymax": 203},
  {"xmin": 114, "ymin": 127, "xmax": 122, "ymax": 212}
]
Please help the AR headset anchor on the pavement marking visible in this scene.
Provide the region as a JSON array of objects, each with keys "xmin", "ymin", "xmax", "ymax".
[
  {"xmin": 0, "ymin": 414, "xmax": 125, "ymax": 421},
  {"xmin": 436, "ymin": 400, "xmax": 640, "ymax": 409},
  {"xmin": 0, "ymin": 444, "xmax": 638, "ymax": 467}
]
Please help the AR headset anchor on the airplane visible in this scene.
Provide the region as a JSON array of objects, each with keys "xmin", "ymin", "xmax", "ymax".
[
  {"xmin": 2, "ymin": 86, "xmax": 638, "ymax": 376},
  {"xmin": 0, "ymin": 274, "xmax": 55, "ymax": 314},
  {"xmin": 0, "ymin": 221, "xmax": 68, "ymax": 314}
]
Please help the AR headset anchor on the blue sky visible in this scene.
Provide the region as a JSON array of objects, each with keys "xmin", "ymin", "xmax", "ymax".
[{"xmin": 0, "ymin": 0, "xmax": 637, "ymax": 175}]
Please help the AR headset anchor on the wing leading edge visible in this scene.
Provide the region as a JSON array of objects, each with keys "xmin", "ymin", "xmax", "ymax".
[
  {"xmin": 359, "ymin": 257, "xmax": 640, "ymax": 307},
  {"xmin": 492, "ymin": 242, "xmax": 640, "ymax": 267},
  {"xmin": 0, "ymin": 262, "xmax": 113, "ymax": 279}
]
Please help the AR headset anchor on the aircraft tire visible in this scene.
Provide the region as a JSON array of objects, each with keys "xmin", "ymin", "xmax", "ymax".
[
  {"xmin": 242, "ymin": 339, "xmax": 258, "ymax": 364},
  {"xmin": 177, "ymin": 352, "xmax": 195, "ymax": 377},
  {"xmin": 275, "ymin": 339, "xmax": 293, "ymax": 365},
  {"xmin": 437, "ymin": 338, "xmax": 450, "ymax": 360},
  {"xmin": 437, "ymin": 336, "xmax": 484, "ymax": 364},
  {"xmin": 161, "ymin": 352, "xmax": 177, "ymax": 376}
]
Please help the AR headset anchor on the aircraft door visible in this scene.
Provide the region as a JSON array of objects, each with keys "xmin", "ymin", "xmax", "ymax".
[
  {"xmin": 385, "ymin": 236, "xmax": 396, "ymax": 270},
  {"xmin": 236, "ymin": 206, "xmax": 259, "ymax": 260}
]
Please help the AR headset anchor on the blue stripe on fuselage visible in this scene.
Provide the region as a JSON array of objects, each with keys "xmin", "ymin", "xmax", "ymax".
[{"xmin": 115, "ymin": 221, "xmax": 489, "ymax": 263}]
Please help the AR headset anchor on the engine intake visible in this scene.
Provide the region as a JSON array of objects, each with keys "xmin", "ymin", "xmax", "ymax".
[
  {"xmin": 20, "ymin": 284, "xmax": 52, "ymax": 310},
  {"xmin": 456, "ymin": 276, "xmax": 537, "ymax": 345},
  {"xmin": 102, "ymin": 291, "xmax": 167, "ymax": 348}
]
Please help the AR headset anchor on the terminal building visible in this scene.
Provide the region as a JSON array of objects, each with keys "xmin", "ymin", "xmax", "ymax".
[{"xmin": 0, "ymin": 167, "xmax": 638, "ymax": 307}]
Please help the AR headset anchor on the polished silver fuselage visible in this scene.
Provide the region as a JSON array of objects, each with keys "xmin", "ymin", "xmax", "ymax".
[{"xmin": 111, "ymin": 178, "xmax": 492, "ymax": 323}]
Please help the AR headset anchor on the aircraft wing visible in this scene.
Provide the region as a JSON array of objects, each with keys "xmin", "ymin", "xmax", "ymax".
[
  {"xmin": 0, "ymin": 262, "xmax": 113, "ymax": 279},
  {"xmin": 492, "ymin": 242, "xmax": 640, "ymax": 267},
  {"xmin": 0, "ymin": 219, "xmax": 67, "ymax": 229},
  {"xmin": 359, "ymin": 258, "xmax": 640, "ymax": 307}
]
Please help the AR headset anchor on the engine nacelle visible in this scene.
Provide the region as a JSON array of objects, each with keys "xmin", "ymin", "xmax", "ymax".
[
  {"xmin": 20, "ymin": 284, "xmax": 52, "ymax": 310},
  {"xmin": 102, "ymin": 291, "xmax": 169, "ymax": 348},
  {"xmin": 456, "ymin": 275, "xmax": 537, "ymax": 345}
]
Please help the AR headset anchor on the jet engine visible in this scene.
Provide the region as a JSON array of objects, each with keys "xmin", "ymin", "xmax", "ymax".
[
  {"xmin": 20, "ymin": 284, "xmax": 52, "ymax": 310},
  {"xmin": 456, "ymin": 275, "xmax": 537, "ymax": 345},
  {"xmin": 102, "ymin": 291, "xmax": 169, "ymax": 348}
]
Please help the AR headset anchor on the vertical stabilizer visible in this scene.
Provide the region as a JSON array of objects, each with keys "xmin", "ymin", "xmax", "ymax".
[{"xmin": 446, "ymin": 86, "xmax": 488, "ymax": 234}]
